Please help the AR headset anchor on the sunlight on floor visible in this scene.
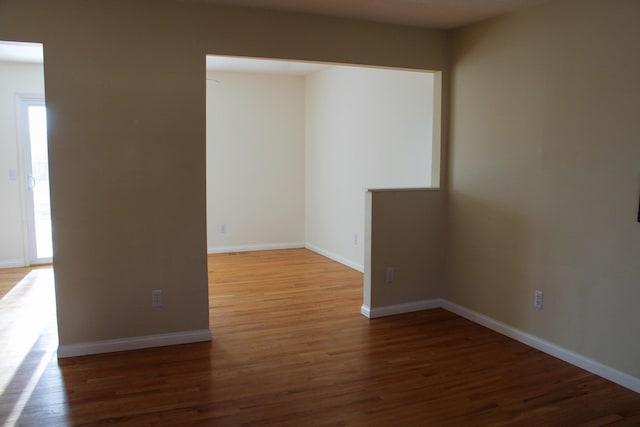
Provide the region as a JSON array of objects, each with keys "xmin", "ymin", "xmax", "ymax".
[{"xmin": 0, "ymin": 267, "xmax": 57, "ymax": 421}]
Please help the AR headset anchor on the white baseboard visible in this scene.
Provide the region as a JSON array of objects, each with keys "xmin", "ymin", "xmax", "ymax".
[
  {"xmin": 360, "ymin": 304, "xmax": 371, "ymax": 318},
  {"xmin": 440, "ymin": 300, "xmax": 640, "ymax": 394},
  {"xmin": 361, "ymin": 299, "xmax": 441, "ymax": 319},
  {"xmin": 0, "ymin": 259, "xmax": 26, "ymax": 268},
  {"xmin": 305, "ymin": 243, "xmax": 364, "ymax": 272},
  {"xmin": 208, "ymin": 242, "xmax": 305, "ymax": 254},
  {"xmin": 57, "ymin": 329, "xmax": 212, "ymax": 358},
  {"xmin": 360, "ymin": 297, "xmax": 640, "ymax": 393}
]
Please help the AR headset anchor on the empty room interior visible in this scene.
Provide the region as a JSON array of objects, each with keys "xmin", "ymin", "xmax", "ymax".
[
  {"xmin": 204, "ymin": 55, "xmax": 437, "ymax": 270},
  {"xmin": 1, "ymin": 0, "xmax": 639, "ymax": 424}
]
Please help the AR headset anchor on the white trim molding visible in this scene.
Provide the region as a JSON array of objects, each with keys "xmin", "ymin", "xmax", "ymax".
[
  {"xmin": 440, "ymin": 300, "xmax": 640, "ymax": 394},
  {"xmin": 207, "ymin": 242, "xmax": 305, "ymax": 254},
  {"xmin": 361, "ymin": 299, "xmax": 441, "ymax": 319},
  {"xmin": 57, "ymin": 329, "xmax": 212, "ymax": 358},
  {"xmin": 360, "ymin": 304, "xmax": 371, "ymax": 318},
  {"xmin": 360, "ymin": 297, "xmax": 640, "ymax": 393},
  {"xmin": 305, "ymin": 243, "xmax": 364, "ymax": 272}
]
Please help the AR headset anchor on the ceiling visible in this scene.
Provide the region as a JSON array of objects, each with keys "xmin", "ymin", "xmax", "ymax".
[{"xmin": 186, "ymin": 0, "xmax": 550, "ymax": 29}]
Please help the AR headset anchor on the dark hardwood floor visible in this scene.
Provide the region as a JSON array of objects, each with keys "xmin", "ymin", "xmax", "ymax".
[{"xmin": 1, "ymin": 249, "xmax": 639, "ymax": 425}]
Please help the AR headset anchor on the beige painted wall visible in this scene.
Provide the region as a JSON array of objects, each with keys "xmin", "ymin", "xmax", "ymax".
[
  {"xmin": 206, "ymin": 71, "xmax": 305, "ymax": 251},
  {"xmin": 306, "ymin": 66, "xmax": 434, "ymax": 270},
  {"xmin": 0, "ymin": 61, "xmax": 45, "ymax": 267},
  {"xmin": 0, "ymin": 0, "xmax": 449, "ymax": 347},
  {"xmin": 448, "ymin": 0, "xmax": 640, "ymax": 377},
  {"xmin": 366, "ymin": 189, "xmax": 444, "ymax": 308}
]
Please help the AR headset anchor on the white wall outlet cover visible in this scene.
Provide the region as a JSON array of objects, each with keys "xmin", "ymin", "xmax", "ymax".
[{"xmin": 534, "ymin": 290, "xmax": 543, "ymax": 309}]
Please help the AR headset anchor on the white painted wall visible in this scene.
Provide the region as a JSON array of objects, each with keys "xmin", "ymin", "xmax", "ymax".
[
  {"xmin": 206, "ymin": 71, "xmax": 305, "ymax": 252},
  {"xmin": 305, "ymin": 66, "xmax": 434, "ymax": 270},
  {"xmin": 0, "ymin": 61, "xmax": 45, "ymax": 267}
]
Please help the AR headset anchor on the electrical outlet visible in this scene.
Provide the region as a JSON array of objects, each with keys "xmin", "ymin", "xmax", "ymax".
[
  {"xmin": 220, "ymin": 223, "xmax": 227, "ymax": 234},
  {"xmin": 385, "ymin": 267, "xmax": 394, "ymax": 284},
  {"xmin": 534, "ymin": 290, "xmax": 543, "ymax": 310},
  {"xmin": 152, "ymin": 289, "xmax": 163, "ymax": 307}
]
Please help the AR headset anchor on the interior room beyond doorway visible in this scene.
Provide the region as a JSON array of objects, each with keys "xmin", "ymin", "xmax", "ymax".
[{"xmin": 205, "ymin": 55, "xmax": 440, "ymax": 272}]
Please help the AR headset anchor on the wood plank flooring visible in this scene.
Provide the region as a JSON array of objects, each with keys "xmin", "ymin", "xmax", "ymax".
[
  {"xmin": 1, "ymin": 249, "xmax": 639, "ymax": 425},
  {"xmin": 0, "ymin": 266, "xmax": 32, "ymax": 301}
]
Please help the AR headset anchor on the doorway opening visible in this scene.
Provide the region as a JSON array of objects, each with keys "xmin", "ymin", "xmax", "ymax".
[
  {"xmin": 204, "ymin": 55, "xmax": 441, "ymax": 263},
  {"xmin": 0, "ymin": 41, "xmax": 57, "ymax": 418},
  {"xmin": 203, "ymin": 54, "xmax": 443, "ymax": 316},
  {"xmin": 0, "ymin": 41, "xmax": 50, "ymax": 268}
]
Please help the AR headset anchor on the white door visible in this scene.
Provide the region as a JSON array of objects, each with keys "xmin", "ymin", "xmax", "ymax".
[{"xmin": 18, "ymin": 96, "xmax": 52, "ymax": 264}]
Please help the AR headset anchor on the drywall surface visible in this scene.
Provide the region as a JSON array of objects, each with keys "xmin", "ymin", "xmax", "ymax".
[
  {"xmin": 0, "ymin": 0, "xmax": 448, "ymax": 348},
  {"xmin": 306, "ymin": 66, "xmax": 434, "ymax": 269},
  {"xmin": 206, "ymin": 71, "xmax": 305, "ymax": 251},
  {"xmin": 448, "ymin": 0, "xmax": 640, "ymax": 377},
  {"xmin": 366, "ymin": 189, "xmax": 444, "ymax": 308},
  {"xmin": 0, "ymin": 61, "xmax": 45, "ymax": 267}
]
